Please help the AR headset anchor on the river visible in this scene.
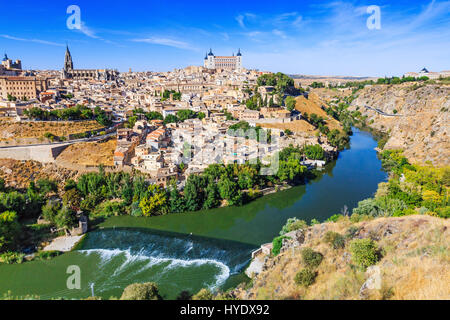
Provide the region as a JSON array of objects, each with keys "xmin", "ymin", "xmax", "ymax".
[{"xmin": 0, "ymin": 128, "xmax": 387, "ymax": 299}]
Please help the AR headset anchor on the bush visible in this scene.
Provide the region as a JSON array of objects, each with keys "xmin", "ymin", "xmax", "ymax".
[
  {"xmin": 280, "ymin": 217, "xmax": 307, "ymax": 235},
  {"xmin": 349, "ymin": 239, "xmax": 380, "ymax": 269},
  {"xmin": 345, "ymin": 226, "xmax": 360, "ymax": 239},
  {"xmin": 323, "ymin": 231, "xmax": 345, "ymax": 249},
  {"xmin": 0, "ymin": 252, "xmax": 25, "ymax": 264},
  {"xmin": 326, "ymin": 214, "xmax": 342, "ymax": 223},
  {"xmin": 301, "ymin": 248, "xmax": 323, "ymax": 269},
  {"xmin": 35, "ymin": 250, "xmax": 61, "ymax": 261},
  {"xmin": 272, "ymin": 236, "xmax": 289, "ymax": 256},
  {"xmin": 120, "ymin": 282, "xmax": 161, "ymax": 300},
  {"xmin": 192, "ymin": 288, "xmax": 213, "ymax": 300},
  {"xmin": 294, "ymin": 269, "xmax": 317, "ymax": 287}
]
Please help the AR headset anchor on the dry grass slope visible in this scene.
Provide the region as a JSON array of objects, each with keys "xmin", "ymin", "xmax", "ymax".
[
  {"xmin": 241, "ymin": 215, "xmax": 449, "ymax": 300},
  {"xmin": 295, "ymin": 93, "xmax": 342, "ymax": 131},
  {"xmin": 0, "ymin": 120, "xmax": 103, "ymax": 142},
  {"xmin": 56, "ymin": 138, "xmax": 116, "ymax": 167}
]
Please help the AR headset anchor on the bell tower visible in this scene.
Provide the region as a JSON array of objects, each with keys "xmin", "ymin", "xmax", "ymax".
[{"xmin": 64, "ymin": 45, "xmax": 73, "ymax": 72}]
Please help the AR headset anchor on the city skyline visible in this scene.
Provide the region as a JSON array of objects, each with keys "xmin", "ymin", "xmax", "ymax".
[{"xmin": 0, "ymin": 0, "xmax": 449, "ymax": 76}]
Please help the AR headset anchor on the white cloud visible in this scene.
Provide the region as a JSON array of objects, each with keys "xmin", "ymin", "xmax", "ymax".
[
  {"xmin": 236, "ymin": 15, "xmax": 245, "ymax": 28},
  {"xmin": 0, "ymin": 34, "xmax": 64, "ymax": 47},
  {"xmin": 272, "ymin": 29, "xmax": 287, "ymax": 39},
  {"xmin": 79, "ymin": 21, "xmax": 100, "ymax": 39},
  {"xmin": 132, "ymin": 37, "xmax": 195, "ymax": 50}
]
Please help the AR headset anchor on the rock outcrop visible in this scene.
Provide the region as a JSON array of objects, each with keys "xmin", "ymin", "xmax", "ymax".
[{"xmin": 349, "ymin": 83, "xmax": 449, "ymax": 166}]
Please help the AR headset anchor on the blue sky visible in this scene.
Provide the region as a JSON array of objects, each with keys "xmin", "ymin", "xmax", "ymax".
[{"xmin": 0, "ymin": 0, "xmax": 449, "ymax": 76}]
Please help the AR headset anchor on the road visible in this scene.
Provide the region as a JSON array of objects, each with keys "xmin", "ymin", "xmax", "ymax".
[
  {"xmin": 0, "ymin": 131, "xmax": 116, "ymax": 149},
  {"xmin": 363, "ymin": 105, "xmax": 404, "ymax": 117}
]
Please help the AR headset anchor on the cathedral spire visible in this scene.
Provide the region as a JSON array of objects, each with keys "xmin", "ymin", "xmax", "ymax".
[{"xmin": 64, "ymin": 44, "xmax": 73, "ymax": 71}]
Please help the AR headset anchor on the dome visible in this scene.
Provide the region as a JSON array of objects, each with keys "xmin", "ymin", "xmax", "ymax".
[
  {"xmin": 208, "ymin": 48, "xmax": 214, "ymax": 56},
  {"xmin": 236, "ymin": 48, "xmax": 242, "ymax": 56}
]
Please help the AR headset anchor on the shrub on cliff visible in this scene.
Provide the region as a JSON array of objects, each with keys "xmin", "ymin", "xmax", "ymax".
[
  {"xmin": 323, "ymin": 231, "xmax": 346, "ymax": 249},
  {"xmin": 192, "ymin": 288, "xmax": 213, "ymax": 300},
  {"xmin": 294, "ymin": 269, "xmax": 317, "ymax": 287},
  {"xmin": 120, "ymin": 282, "xmax": 161, "ymax": 300},
  {"xmin": 301, "ymin": 248, "xmax": 323, "ymax": 269},
  {"xmin": 280, "ymin": 217, "xmax": 307, "ymax": 235},
  {"xmin": 272, "ymin": 236, "xmax": 289, "ymax": 256},
  {"xmin": 349, "ymin": 239, "xmax": 380, "ymax": 269}
]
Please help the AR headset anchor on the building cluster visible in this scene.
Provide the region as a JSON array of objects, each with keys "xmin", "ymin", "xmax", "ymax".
[
  {"xmin": 404, "ymin": 68, "xmax": 450, "ymax": 80},
  {"xmin": 0, "ymin": 47, "xmax": 338, "ymax": 186}
]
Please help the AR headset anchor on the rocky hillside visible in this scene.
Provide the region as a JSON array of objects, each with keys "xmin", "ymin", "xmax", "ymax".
[
  {"xmin": 0, "ymin": 159, "xmax": 79, "ymax": 189},
  {"xmin": 349, "ymin": 83, "xmax": 449, "ymax": 166},
  {"xmin": 237, "ymin": 215, "xmax": 449, "ymax": 300}
]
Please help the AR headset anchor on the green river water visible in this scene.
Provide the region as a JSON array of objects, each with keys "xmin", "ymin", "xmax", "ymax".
[{"xmin": 0, "ymin": 128, "xmax": 387, "ymax": 299}]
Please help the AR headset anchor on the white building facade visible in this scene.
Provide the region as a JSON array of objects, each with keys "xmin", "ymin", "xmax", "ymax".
[{"xmin": 204, "ymin": 49, "xmax": 243, "ymax": 71}]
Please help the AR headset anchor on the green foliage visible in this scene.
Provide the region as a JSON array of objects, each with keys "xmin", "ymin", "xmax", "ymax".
[
  {"xmin": 364, "ymin": 150, "xmax": 448, "ymax": 218},
  {"xmin": 92, "ymin": 201, "xmax": 124, "ymax": 218},
  {"xmin": 294, "ymin": 269, "xmax": 317, "ymax": 287},
  {"xmin": 353, "ymin": 198, "xmax": 381, "ymax": 217},
  {"xmin": 301, "ymin": 248, "xmax": 323, "ymax": 269},
  {"xmin": 323, "ymin": 231, "xmax": 346, "ymax": 249},
  {"xmin": 139, "ymin": 185, "xmax": 167, "ymax": 216},
  {"xmin": 120, "ymin": 282, "xmax": 161, "ymax": 300},
  {"xmin": 349, "ymin": 239, "xmax": 380, "ymax": 269},
  {"xmin": 257, "ymin": 72, "xmax": 298, "ymax": 95},
  {"xmin": 0, "ymin": 251, "xmax": 25, "ymax": 264},
  {"xmin": 285, "ymin": 96, "xmax": 296, "ymax": 111},
  {"xmin": 62, "ymin": 188, "xmax": 82, "ymax": 210},
  {"xmin": 280, "ymin": 217, "xmax": 307, "ymax": 235},
  {"xmin": 35, "ymin": 250, "xmax": 61, "ymax": 261},
  {"xmin": 272, "ymin": 236, "xmax": 289, "ymax": 256},
  {"xmin": 145, "ymin": 111, "xmax": 163, "ymax": 121},
  {"xmin": 176, "ymin": 109, "xmax": 196, "ymax": 122},
  {"xmin": 163, "ymin": 114, "xmax": 179, "ymax": 124},
  {"xmin": 303, "ymin": 144, "xmax": 325, "ymax": 160},
  {"xmin": 24, "ymin": 105, "xmax": 112, "ymax": 127},
  {"xmin": 326, "ymin": 214, "xmax": 342, "ymax": 223},
  {"xmin": 0, "ymin": 211, "xmax": 21, "ymax": 252},
  {"xmin": 192, "ymin": 288, "xmax": 213, "ymax": 300}
]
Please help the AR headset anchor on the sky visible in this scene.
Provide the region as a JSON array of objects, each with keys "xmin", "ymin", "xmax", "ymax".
[{"xmin": 0, "ymin": 0, "xmax": 449, "ymax": 76}]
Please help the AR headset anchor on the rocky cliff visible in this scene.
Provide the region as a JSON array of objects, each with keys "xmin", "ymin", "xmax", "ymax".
[
  {"xmin": 237, "ymin": 215, "xmax": 449, "ymax": 300},
  {"xmin": 349, "ymin": 83, "xmax": 449, "ymax": 166}
]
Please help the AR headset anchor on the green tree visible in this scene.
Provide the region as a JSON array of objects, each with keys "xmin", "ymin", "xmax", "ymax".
[
  {"xmin": 203, "ymin": 182, "xmax": 220, "ymax": 210},
  {"xmin": 285, "ymin": 96, "xmax": 296, "ymax": 112},
  {"xmin": 62, "ymin": 188, "xmax": 82, "ymax": 211},
  {"xmin": 303, "ymin": 145, "xmax": 325, "ymax": 160},
  {"xmin": 0, "ymin": 211, "xmax": 21, "ymax": 252},
  {"xmin": 139, "ymin": 185, "xmax": 167, "ymax": 216},
  {"xmin": 120, "ymin": 282, "xmax": 161, "ymax": 300}
]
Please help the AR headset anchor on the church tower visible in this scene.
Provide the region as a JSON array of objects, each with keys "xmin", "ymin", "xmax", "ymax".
[{"xmin": 64, "ymin": 45, "xmax": 73, "ymax": 72}]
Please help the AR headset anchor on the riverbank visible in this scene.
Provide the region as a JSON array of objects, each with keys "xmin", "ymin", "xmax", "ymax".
[
  {"xmin": 0, "ymin": 128, "xmax": 388, "ymax": 300},
  {"xmin": 43, "ymin": 235, "xmax": 85, "ymax": 252}
]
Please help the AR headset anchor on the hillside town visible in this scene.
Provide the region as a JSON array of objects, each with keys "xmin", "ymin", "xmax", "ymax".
[{"xmin": 0, "ymin": 47, "xmax": 340, "ymax": 189}]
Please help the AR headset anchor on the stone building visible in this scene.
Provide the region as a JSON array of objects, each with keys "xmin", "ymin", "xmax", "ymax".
[
  {"xmin": 204, "ymin": 49, "xmax": 243, "ymax": 71},
  {"xmin": 1, "ymin": 53, "xmax": 22, "ymax": 70},
  {"xmin": 62, "ymin": 45, "xmax": 119, "ymax": 81},
  {"xmin": 0, "ymin": 76, "xmax": 48, "ymax": 100}
]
